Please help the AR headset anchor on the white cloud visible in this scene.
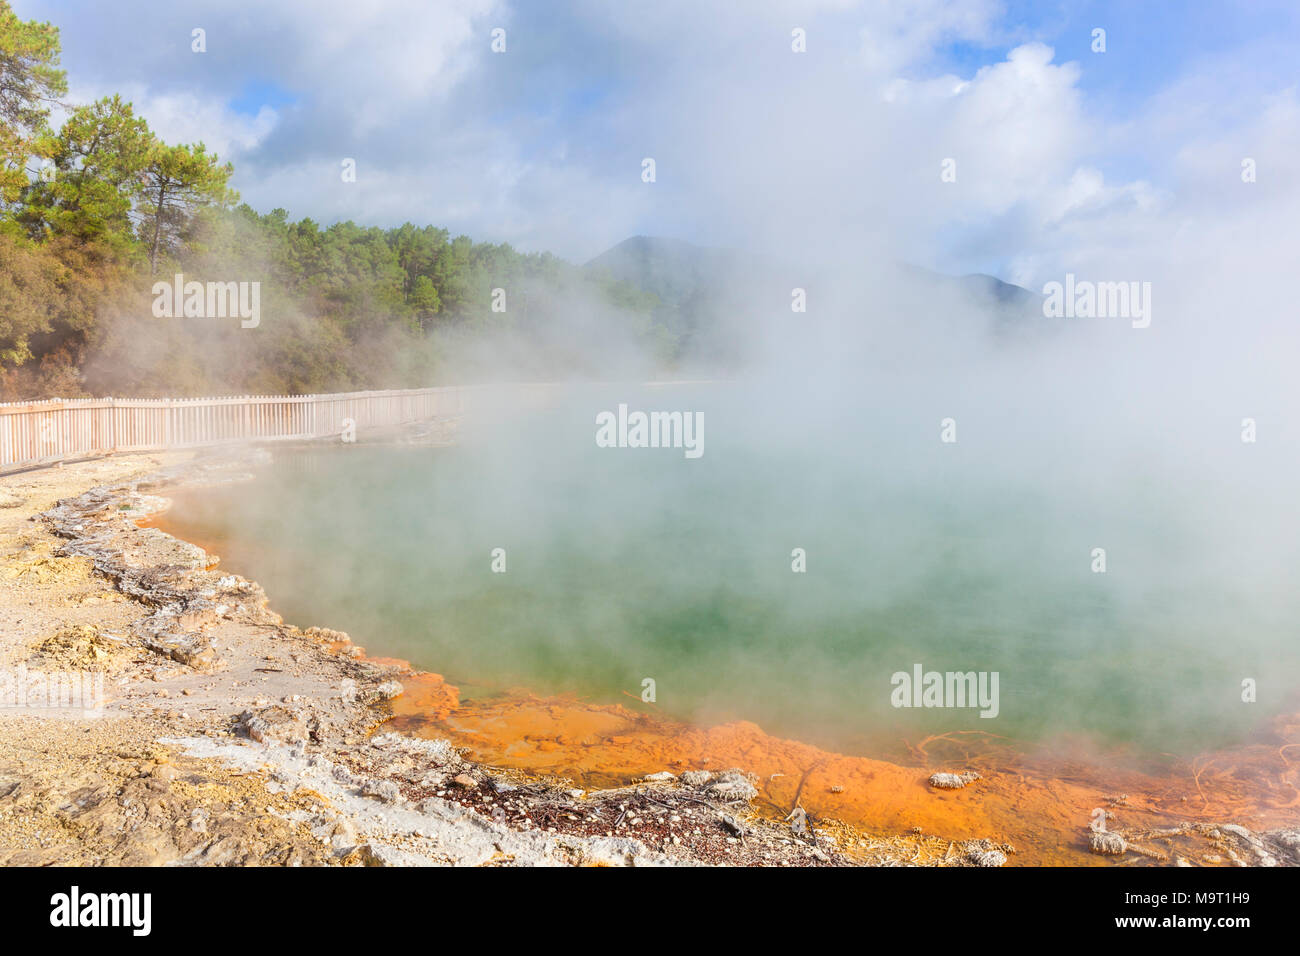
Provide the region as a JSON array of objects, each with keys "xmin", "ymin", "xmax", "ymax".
[
  {"xmin": 27, "ymin": 0, "xmax": 1300, "ymax": 284},
  {"xmin": 59, "ymin": 81, "xmax": 278, "ymax": 164},
  {"xmin": 242, "ymin": 0, "xmax": 502, "ymax": 131}
]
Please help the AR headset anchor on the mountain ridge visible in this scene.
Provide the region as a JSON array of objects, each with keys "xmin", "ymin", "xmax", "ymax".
[{"xmin": 585, "ymin": 235, "xmax": 1042, "ymax": 314}]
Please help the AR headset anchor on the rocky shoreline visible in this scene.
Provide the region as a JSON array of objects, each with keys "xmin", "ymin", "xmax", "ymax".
[
  {"xmin": 2, "ymin": 448, "xmax": 1297, "ymax": 867},
  {"xmin": 0, "ymin": 450, "xmax": 945, "ymax": 865}
]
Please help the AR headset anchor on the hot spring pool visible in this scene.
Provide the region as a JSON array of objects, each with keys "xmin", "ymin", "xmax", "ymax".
[{"xmin": 156, "ymin": 383, "xmax": 1300, "ymax": 762}]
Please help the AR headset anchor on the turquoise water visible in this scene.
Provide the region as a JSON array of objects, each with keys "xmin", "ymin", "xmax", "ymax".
[{"xmin": 164, "ymin": 384, "xmax": 1300, "ymax": 759}]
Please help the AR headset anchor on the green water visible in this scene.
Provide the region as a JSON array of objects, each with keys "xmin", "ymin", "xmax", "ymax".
[{"xmin": 164, "ymin": 384, "xmax": 1300, "ymax": 759}]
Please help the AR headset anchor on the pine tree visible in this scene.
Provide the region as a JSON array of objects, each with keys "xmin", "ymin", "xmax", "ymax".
[
  {"xmin": 137, "ymin": 142, "xmax": 238, "ymax": 274},
  {"xmin": 0, "ymin": 1, "xmax": 66, "ymax": 204}
]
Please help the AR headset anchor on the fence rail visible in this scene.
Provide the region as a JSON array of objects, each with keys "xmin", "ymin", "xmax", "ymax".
[{"xmin": 0, "ymin": 387, "xmax": 471, "ymax": 471}]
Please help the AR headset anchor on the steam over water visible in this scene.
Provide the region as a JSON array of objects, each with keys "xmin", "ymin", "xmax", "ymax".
[{"xmin": 162, "ymin": 378, "xmax": 1300, "ymax": 762}]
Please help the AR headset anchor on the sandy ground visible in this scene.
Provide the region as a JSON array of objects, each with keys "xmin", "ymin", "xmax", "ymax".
[{"xmin": 2, "ymin": 448, "xmax": 1296, "ymax": 867}]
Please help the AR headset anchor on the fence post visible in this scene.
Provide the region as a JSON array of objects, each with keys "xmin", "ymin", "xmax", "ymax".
[{"xmin": 2, "ymin": 386, "xmax": 466, "ymax": 471}]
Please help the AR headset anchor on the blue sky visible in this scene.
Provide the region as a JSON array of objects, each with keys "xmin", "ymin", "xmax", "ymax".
[{"xmin": 14, "ymin": 0, "xmax": 1300, "ymax": 281}]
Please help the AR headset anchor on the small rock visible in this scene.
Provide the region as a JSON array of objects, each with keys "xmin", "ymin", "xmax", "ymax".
[
  {"xmin": 342, "ymin": 843, "xmax": 387, "ymax": 866},
  {"xmin": 331, "ymin": 817, "xmax": 358, "ymax": 845},
  {"xmin": 719, "ymin": 813, "xmax": 747, "ymax": 837},
  {"xmin": 706, "ymin": 769, "xmax": 758, "ymax": 802},
  {"xmin": 235, "ymin": 706, "xmax": 308, "ymax": 744},
  {"xmin": 929, "ymin": 771, "xmax": 981, "ymax": 790},
  {"xmin": 1090, "ymin": 831, "xmax": 1127, "ymax": 855},
  {"xmin": 361, "ymin": 779, "xmax": 401, "ymax": 803},
  {"xmin": 786, "ymin": 806, "xmax": 809, "ymax": 837}
]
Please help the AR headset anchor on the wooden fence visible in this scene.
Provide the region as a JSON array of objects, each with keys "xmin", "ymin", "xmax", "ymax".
[{"xmin": 0, "ymin": 387, "xmax": 472, "ymax": 471}]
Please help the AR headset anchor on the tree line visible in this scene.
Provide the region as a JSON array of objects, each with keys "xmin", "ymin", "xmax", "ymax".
[{"xmin": 0, "ymin": 2, "xmax": 672, "ymax": 400}]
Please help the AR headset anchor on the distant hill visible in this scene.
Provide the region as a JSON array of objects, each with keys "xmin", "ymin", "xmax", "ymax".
[
  {"xmin": 895, "ymin": 262, "xmax": 1044, "ymax": 332},
  {"xmin": 902, "ymin": 264, "xmax": 1043, "ymax": 314},
  {"xmin": 587, "ymin": 236, "xmax": 1042, "ymax": 326},
  {"xmin": 585, "ymin": 236, "xmax": 742, "ymax": 310},
  {"xmin": 961, "ymin": 272, "xmax": 1042, "ymax": 309}
]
